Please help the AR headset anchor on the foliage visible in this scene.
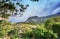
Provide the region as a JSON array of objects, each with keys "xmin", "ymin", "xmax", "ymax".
[
  {"xmin": 0, "ymin": 0, "xmax": 16, "ymax": 18},
  {"xmin": 53, "ymin": 17, "xmax": 60, "ymax": 22},
  {"xmin": 45, "ymin": 18, "xmax": 55, "ymax": 30},
  {"xmin": 45, "ymin": 17, "xmax": 60, "ymax": 30},
  {"xmin": 45, "ymin": 18, "xmax": 55, "ymax": 26},
  {"xmin": 0, "ymin": 20, "xmax": 13, "ymax": 37},
  {"xmin": 8, "ymin": 29, "xmax": 20, "ymax": 39},
  {"xmin": 0, "ymin": 0, "xmax": 29, "ymax": 18},
  {"xmin": 0, "ymin": 20, "xmax": 20, "ymax": 39},
  {"xmin": 0, "ymin": 0, "xmax": 39, "ymax": 18},
  {"xmin": 22, "ymin": 25, "xmax": 58, "ymax": 39},
  {"xmin": 0, "ymin": 16, "xmax": 60, "ymax": 39},
  {"xmin": 52, "ymin": 24, "xmax": 60, "ymax": 33},
  {"xmin": 1, "ymin": 0, "xmax": 60, "ymax": 39},
  {"xmin": 44, "ymin": 17, "xmax": 60, "ymax": 38}
]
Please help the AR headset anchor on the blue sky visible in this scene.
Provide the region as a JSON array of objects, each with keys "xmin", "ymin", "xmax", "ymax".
[{"xmin": 9, "ymin": 0, "xmax": 60, "ymax": 22}]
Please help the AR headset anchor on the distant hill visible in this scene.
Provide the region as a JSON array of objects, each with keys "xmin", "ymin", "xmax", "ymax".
[{"xmin": 25, "ymin": 12, "xmax": 60, "ymax": 24}]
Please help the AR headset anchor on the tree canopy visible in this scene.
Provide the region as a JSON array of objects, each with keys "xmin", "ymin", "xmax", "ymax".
[
  {"xmin": 0, "ymin": 0, "xmax": 29, "ymax": 18},
  {"xmin": 0, "ymin": 0, "xmax": 39, "ymax": 19}
]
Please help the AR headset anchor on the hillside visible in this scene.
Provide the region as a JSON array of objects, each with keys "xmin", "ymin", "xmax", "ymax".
[
  {"xmin": 25, "ymin": 12, "xmax": 60, "ymax": 24},
  {"xmin": 0, "ymin": 16, "xmax": 60, "ymax": 39}
]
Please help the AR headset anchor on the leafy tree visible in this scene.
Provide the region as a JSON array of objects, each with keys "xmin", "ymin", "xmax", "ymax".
[
  {"xmin": 0, "ymin": 0, "xmax": 16, "ymax": 18},
  {"xmin": 0, "ymin": 0, "xmax": 39, "ymax": 19},
  {"xmin": 0, "ymin": 0, "xmax": 29, "ymax": 19}
]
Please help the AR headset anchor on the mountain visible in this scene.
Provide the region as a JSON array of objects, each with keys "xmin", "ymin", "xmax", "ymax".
[
  {"xmin": 25, "ymin": 16, "xmax": 47, "ymax": 24},
  {"xmin": 25, "ymin": 12, "xmax": 60, "ymax": 24}
]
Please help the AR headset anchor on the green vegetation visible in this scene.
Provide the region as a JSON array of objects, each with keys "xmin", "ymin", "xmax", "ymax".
[
  {"xmin": 22, "ymin": 25, "xmax": 57, "ymax": 39},
  {"xmin": 0, "ymin": 0, "xmax": 29, "ymax": 19},
  {"xmin": 0, "ymin": 0, "xmax": 60, "ymax": 39},
  {"xmin": 0, "ymin": 16, "xmax": 60, "ymax": 39},
  {"xmin": 0, "ymin": 20, "xmax": 12, "ymax": 37}
]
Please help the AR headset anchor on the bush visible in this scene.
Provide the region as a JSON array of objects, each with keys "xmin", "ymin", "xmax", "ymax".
[
  {"xmin": 22, "ymin": 25, "xmax": 58, "ymax": 39},
  {"xmin": 8, "ymin": 29, "xmax": 20, "ymax": 39},
  {"xmin": 0, "ymin": 20, "xmax": 20, "ymax": 39},
  {"xmin": 52, "ymin": 24, "xmax": 60, "ymax": 33},
  {"xmin": 0, "ymin": 20, "xmax": 13, "ymax": 37}
]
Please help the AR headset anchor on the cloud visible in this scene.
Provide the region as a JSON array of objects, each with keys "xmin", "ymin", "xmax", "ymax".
[
  {"xmin": 52, "ymin": 7, "xmax": 60, "ymax": 14},
  {"xmin": 9, "ymin": 0, "xmax": 60, "ymax": 22}
]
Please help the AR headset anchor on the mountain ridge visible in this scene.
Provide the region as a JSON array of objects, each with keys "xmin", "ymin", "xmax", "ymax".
[
  {"xmin": 25, "ymin": 12, "xmax": 60, "ymax": 23},
  {"xmin": 16, "ymin": 12, "xmax": 60, "ymax": 24}
]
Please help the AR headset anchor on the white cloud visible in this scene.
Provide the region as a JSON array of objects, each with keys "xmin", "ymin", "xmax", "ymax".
[{"xmin": 9, "ymin": 0, "xmax": 60, "ymax": 22}]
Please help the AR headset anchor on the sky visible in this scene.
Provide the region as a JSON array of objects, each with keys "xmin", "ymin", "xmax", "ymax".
[{"xmin": 9, "ymin": 0, "xmax": 60, "ymax": 23}]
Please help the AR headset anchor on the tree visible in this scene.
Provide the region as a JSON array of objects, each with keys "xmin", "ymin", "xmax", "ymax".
[
  {"xmin": 0, "ymin": 0, "xmax": 39, "ymax": 19},
  {"xmin": 0, "ymin": 0, "xmax": 29, "ymax": 19}
]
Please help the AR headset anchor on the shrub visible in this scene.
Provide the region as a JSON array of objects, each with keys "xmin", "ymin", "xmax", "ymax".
[
  {"xmin": 0, "ymin": 20, "xmax": 13, "ymax": 37},
  {"xmin": 8, "ymin": 29, "xmax": 20, "ymax": 39},
  {"xmin": 52, "ymin": 24, "xmax": 60, "ymax": 33},
  {"xmin": 22, "ymin": 25, "xmax": 58, "ymax": 39}
]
